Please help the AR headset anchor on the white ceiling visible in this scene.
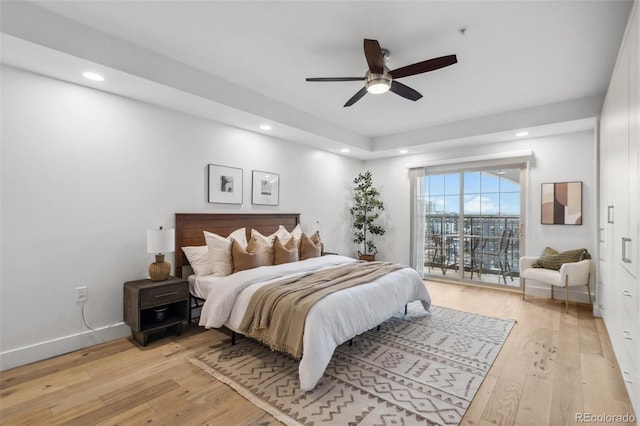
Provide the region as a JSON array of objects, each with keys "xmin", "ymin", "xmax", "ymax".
[{"xmin": 0, "ymin": 0, "xmax": 634, "ymax": 159}]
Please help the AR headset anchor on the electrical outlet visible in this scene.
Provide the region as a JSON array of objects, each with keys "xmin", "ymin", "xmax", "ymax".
[{"xmin": 76, "ymin": 286, "xmax": 88, "ymax": 302}]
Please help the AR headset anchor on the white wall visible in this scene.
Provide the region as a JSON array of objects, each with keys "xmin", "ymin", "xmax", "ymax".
[
  {"xmin": 365, "ymin": 130, "xmax": 597, "ymax": 299},
  {"xmin": 0, "ymin": 66, "xmax": 362, "ymax": 369},
  {"xmin": 0, "ymin": 64, "xmax": 599, "ymax": 370}
]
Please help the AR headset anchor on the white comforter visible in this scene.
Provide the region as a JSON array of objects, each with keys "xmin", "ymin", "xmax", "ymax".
[{"xmin": 198, "ymin": 255, "xmax": 431, "ymax": 391}]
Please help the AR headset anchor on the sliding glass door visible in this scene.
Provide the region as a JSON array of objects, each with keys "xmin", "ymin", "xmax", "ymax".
[{"xmin": 422, "ymin": 167, "xmax": 523, "ymax": 287}]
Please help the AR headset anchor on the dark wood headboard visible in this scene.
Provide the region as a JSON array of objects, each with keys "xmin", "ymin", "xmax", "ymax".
[{"xmin": 174, "ymin": 213, "xmax": 300, "ymax": 278}]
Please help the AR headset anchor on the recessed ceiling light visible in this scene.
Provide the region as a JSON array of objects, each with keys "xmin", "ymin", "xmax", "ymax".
[
  {"xmin": 82, "ymin": 72, "xmax": 104, "ymax": 81},
  {"xmin": 496, "ymin": 171, "xmax": 506, "ymax": 175},
  {"xmin": 516, "ymin": 131, "xmax": 529, "ymax": 137},
  {"xmin": 340, "ymin": 148, "xmax": 350, "ymax": 153},
  {"xmin": 399, "ymin": 149, "xmax": 408, "ymax": 154},
  {"xmin": 259, "ymin": 124, "xmax": 272, "ymax": 131}
]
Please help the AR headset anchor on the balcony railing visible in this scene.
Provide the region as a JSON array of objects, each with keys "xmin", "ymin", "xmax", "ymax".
[{"xmin": 423, "ymin": 214, "xmax": 520, "ymax": 283}]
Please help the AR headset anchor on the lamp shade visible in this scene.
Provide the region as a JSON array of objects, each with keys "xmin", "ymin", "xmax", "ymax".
[{"xmin": 147, "ymin": 228, "xmax": 175, "ymax": 254}]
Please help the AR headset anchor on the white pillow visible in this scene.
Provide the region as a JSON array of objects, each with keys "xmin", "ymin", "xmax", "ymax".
[
  {"xmin": 290, "ymin": 224, "xmax": 302, "ymax": 240},
  {"xmin": 251, "ymin": 228, "xmax": 276, "ymax": 243},
  {"xmin": 181, "ymin": 245, "xmax": 212, "ymax": 277},
  {"xmin": 273, "ymin": 224, "xmax": 302, "ymax": 241},
  {"xmin": 274, "ymin": 225, "xmax": 291, "ymax": 242},
  {"xmin": 204, "ymin": 228, "xmax": 247, "ymax": 276}
]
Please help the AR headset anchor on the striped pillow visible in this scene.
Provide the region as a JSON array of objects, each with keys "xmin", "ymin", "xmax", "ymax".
[{"xmin": 534, "ymin": 247, "xmax": 588, "ymax": 270}]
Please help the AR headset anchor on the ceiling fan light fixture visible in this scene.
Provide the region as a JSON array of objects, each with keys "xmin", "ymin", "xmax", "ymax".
[
  {"xmin": 366, "ymin": 80, "xmax": 390, "ymax": 94},
  {"xmin": 305, "ymin": 38, "xmax": 456, "ymax": 107},
  {"xmin": 366, "ymin": 72, "xmax": 391, "ymax": 94}
]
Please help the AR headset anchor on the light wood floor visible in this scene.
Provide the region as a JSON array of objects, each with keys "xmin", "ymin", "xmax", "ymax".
[{"xmin": 1, "ymin": 281, "xmax": 637, "ymax": 425}]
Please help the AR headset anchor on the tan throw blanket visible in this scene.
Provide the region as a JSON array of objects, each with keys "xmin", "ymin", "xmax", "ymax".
[{"xmin": 238, "ymin": 261, "xmax": 403, "ymax": 358}]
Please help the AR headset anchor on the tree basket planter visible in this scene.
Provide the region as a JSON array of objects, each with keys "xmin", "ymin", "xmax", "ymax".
[
  {"xmin": 358, "ymin": 252, "xmax": 376, "ymax": 262},
  {"xmin": 350, "ymin": 171, "xmax": 385, "ymax": 260}
]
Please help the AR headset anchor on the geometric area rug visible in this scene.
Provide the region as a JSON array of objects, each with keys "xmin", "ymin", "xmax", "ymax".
[{"xmin": 189, "ymin": 302, "xmax": 515, "ymax": 426}]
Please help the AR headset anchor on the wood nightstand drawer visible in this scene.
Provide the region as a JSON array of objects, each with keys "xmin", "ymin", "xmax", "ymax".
[{"xmin": 140, "ymin": 283, "xmax": 188, "ymax": 308}]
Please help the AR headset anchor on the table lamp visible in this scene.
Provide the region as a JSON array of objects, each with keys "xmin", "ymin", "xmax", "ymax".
[{"xmin": 147, "ymin": 226, "xmax": 175, "ymax": 281}]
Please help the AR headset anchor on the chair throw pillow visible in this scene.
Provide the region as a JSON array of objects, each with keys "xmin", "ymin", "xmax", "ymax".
[{"xmin": 534, "ymin": 246, "xmax": 588, "ymax": 270}]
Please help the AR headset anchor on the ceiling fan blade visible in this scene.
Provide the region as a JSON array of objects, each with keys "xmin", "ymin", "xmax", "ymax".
[
  {"xmin": 390, "ymin": 81, "xmax": 423, "ymax": 101},
  {"xmin": 306, "ymin": 77, "xmax": 366, "ymax": 82},
  {"xmin": 344, "ymin": 87, "xmax": 368, "ymax": 107},
  {"xmin": 389, "ymin": 54, "xmax": 458, "ymax": 79},
  {"xmin": 364, "ymin": 39, "xmax": 384, "ymax": 74}
]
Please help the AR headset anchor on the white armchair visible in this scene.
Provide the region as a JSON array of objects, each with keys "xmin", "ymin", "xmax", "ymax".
[{"xmin": 520, "ymin": 256, "xmax": 592, "ymax": 313}]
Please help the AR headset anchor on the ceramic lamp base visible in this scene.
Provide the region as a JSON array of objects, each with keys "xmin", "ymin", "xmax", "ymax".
[{"xmin": 149, "ymin": 254, "xmax": 171, "ymax": 281}]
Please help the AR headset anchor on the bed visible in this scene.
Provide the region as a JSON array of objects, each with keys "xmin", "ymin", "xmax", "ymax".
[{"xmin": 175, "ymin": 213, "xmax": 431, "ymax": 391}]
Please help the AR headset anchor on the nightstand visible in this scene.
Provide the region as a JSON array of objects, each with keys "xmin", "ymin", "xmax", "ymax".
[{"xmin": 123, "ymin": 276, "xmax": 189, "ymax": 346}]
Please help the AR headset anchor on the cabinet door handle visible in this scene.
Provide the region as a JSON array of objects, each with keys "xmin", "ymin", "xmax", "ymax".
[
  {"xmin": 622, "ymin": 237, "xmax": 631, "ymax": 263},
  {"xmin": 622, "ymin": 370, "xmax": 633, "ymax": 384},
  {"xmin": 621, "ymin": 289, "xmax": 632, "ymax": 297},
  {"xmin": 599, "ymin": 228, "xmax": 605, "ymax": 243},
  {"xmin": 607, "ymin": 205, "xmax": 614, "ymax": 223},
  {"xmin": 622, "ymin": 329, "xmax": 633, "ymax": 340},
  {"xmin": 156, "ymin": 291, "xmax": 178, "ymax": 298}
]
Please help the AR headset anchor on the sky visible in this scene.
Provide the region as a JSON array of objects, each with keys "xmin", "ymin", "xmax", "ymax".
[{"xmin": 424, "ymin": 170, "xmax": 520, "ymax": 215}]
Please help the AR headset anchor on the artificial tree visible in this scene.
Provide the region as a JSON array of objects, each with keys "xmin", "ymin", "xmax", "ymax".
[{"xmin": 350, "ymin": 171, "xmax": 385, "ymax": 260}]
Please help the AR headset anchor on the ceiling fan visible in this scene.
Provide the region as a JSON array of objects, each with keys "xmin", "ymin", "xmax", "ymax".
[{"xmin": 306, "ymin": 39, "xmax": 457, "ymax": 107}]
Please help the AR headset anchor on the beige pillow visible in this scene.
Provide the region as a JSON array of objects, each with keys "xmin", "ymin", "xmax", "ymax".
[
  {"xmin": 232, "ymin": 238, "xmax": 271, "ymax": 272},
  {"xmin": 181, "ymin": 245, "xmax": 212, "ymax": 276},
  {"xmin": 300, "ymin": 232, "xmax": 322, "ymax": 260},
  {"xmin": 273, "ymin": 236, "xmax": 299, "ymax": 265},
  {"xmin": 313, "ymin": 231, "xmax": 325, "ymax": 253},
  {"xmin": 251, "ymin": 234, "xmax": 274, "ymax": 265},
  {"xmin": 203, "ymin": 228, "xmax": 247, "ymax": 276},
  {"xmin": 251, "ymin": 229, "xmax": 277, "ymax": 261}
]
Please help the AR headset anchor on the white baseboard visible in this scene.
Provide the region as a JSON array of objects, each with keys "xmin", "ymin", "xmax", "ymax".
[{"xmin": 0, "ymin": 323, "xmax": 129, "ymax": 371}]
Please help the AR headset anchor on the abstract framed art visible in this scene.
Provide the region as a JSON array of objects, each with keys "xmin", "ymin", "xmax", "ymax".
[
  {"xmin": 541, "ymin": 181, "xmax": 582, "ymax": 225},
  {"xmin": 208, "ymin": 164, "xmax": 243, "ymax": 204},
  {"xmin": 251, "ymin": 170, "xmax": 279, "ymax": 206}
]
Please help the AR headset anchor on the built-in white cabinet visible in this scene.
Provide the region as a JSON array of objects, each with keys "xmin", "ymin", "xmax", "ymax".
[{"xmin": 599, "ymin": 1, "xmax": 640, "ymax": 413}]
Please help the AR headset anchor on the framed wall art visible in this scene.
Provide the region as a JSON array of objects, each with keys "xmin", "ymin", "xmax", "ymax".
[
  {"xmin": 541, "ymin": 181, "xmax": 582, "ymax": 225},
  {"xmin": 208, "ymin": 164, "xmax": 243, "ymax": 204},
  {"xmin": 252, "ymin": 170, "xmax": 279, "ymax": 206}
]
